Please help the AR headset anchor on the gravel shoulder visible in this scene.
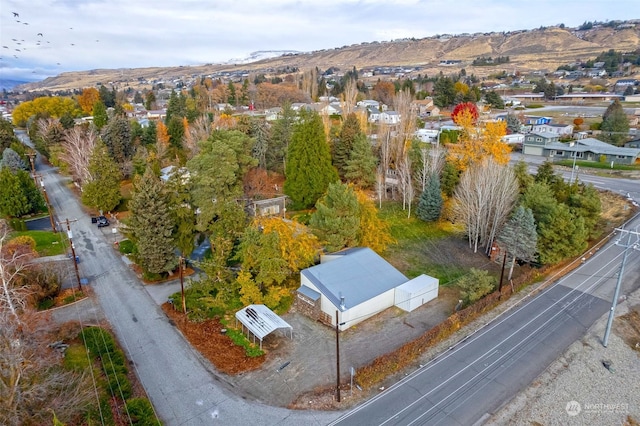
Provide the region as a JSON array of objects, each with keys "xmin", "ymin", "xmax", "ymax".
[{"xmin": 486, "ymin": 287, "xmax": 640, "ymax": 426}]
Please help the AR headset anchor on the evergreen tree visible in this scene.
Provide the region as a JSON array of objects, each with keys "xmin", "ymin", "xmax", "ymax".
[
  {"xmin": 512, "ymin": 160, "xmax": 534, "ymax": 194},
  {"xmin": 101, "ymin": 115, "xmax": 132, "ymax": 166},
  {"xmin": 165, "ymin": 90, "xmax": 187, "ymax": 123},
  {"xmin": 166, "ymin": 171, "xmax": 196, "ymax": 258},
  {"xmin": 267, "ymin": 103, "xmax": 295, "ymax": 173},
  {"xmin": 0, "ymin": 168, "xmax": 44, "ymax": 217},
  {"xmin": 92, "ymin": 100, "xmax": 108, "ymax": 130},
  {"xmin": 416, "ymin": 173, "xmax": 443, "ymax": 222},
  {"xmin": 167, "ymin": 116, "xmax": 185, "ymax": 149},
  {"xmin": 344, "ymin": 133, "xmax": 377, "ymax": 189},
  {"xmin": 600, "ymin": 99, "xmax": 629, "ymax": 146},
  {"xmin": 505, "ymin": 114, "xmax": 521, "ymax": 133},
  {"xmin": 128, "ymin": 168, "xmax": 176, "ymax": 274},
  {"xmin": 98, "ymin": 85, "xmax": 116, "ymax": 108},
  {"xmin": 144, "ymin": 91, "xmax": 156, "ymax": 110},
  {"xmin": 497, "ymin": 206, "xmax": 538, "ymax": 279},
  {"xmin": 141, "ymin": 121, "xmax": 157, "ymax": 146},
  {"xmin": 81, "ymin": 141, "xmax": 122, "ymax": 212},
  {"xmin": 333, "ymin": 113, "xmax": 361, "ymax": 177},
  {"xmin": 0, "ymin": 148, "xmax": 27, "ymax": 172},
  {"xmin": 484, "ymin": 91, "xmax": 505, "ymax": 109},
  {"xmin": 309, "ymin": 182, "xmax": 360, "ymax": 252},
  {"xmin": 440, "ymin": 161, "xmax": 461, "ymax": 197},
  {"xmin": 227, "ymin": 82, "xmax": 237, "ymax": 106},
  {"xmin": 284, "ymin": 110, "xmax": 339, "ymax": 210}
]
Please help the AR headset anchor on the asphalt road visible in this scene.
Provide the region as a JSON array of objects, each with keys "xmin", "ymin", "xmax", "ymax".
[
  {"xmin": 26, "ymin": 134, "xmax": 342, "ymax": 425},
  {"xmin": 330, "ymin": 216, "xmax": 640, "ymax": 426}
]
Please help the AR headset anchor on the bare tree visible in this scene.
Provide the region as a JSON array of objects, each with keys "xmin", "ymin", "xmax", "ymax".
[
  {"xmin": 415, "ymin": 145, "xmax": 445, "ymax": 191},
  {"xmin": 59, "ymin": 126, "xmax": 97, "ymax": 185},
  {"xmin": 183, "ymin": 115, "xmax": 213, "ymax": 158},
  {"xmin": 342, "ymin": 77, "xmax": 358, "ymax": 116},
  {"xmin": 0, "ymin": 222, "xmax": 35, "ymax": 319},
  {"xmin": 0, "ymin": 310, "xmax": 96, "ymax": 425},
  {"xmin": 397, "ymin": 156, "xmax": 415, "ymax": 218},
  {"xmin": 376, "ymin": 123, "xmax": 393, "ymax": 199},
  {"xmin": 454, "ymin": 159, "xmax": 518, "ymax": 253},
  {"xmin": 393, "ymin": 88, "xmax": 417, "ymax": 165},
  {"xmin": 36, "ymin": 117, "xmax": 64, "ymax": 147}
]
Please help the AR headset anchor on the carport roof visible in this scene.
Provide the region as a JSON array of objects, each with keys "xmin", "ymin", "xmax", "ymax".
[{"xmin": 235, "ymin": 304, "xmax": 292, "ymax": 343}]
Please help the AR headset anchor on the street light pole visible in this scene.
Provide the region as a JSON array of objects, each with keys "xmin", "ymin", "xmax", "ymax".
[{"xmin": 603, "ymin": 228, "xmax": 639, "ymax": 347}]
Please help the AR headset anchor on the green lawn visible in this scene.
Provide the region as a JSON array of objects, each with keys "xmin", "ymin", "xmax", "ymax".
[
  {"xmin": 379, "ymin": 202, "xmax": 473, "ymax": 285},
  {"xmin": 10, "ymin": 230, "xmax": 68, "ymax": 256},
  {"xmin": 556, "ymin": 159, "xmax": 640, "ymax": 171}
]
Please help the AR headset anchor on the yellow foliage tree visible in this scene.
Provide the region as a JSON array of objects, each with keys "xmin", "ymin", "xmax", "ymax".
[
  {"xmin": 355, "ymin": 190, "xmax": 395, "ymax": 253},
  {"xmin": 77, "ymin": 88, "xmax": 100, "ymax": 115},
  {"xmin": 446, "ymin": 109, "xmax": 511, "ymax": 172},
  {"xmin": 258, "ymin": 217, "xmax": 321, "ymax": 273},
  {"xmin": 12, "ymin": 97, "xmax": 79, "ymax": 127},
  {"xmin": 238, "ymin": 270, "xmax": 263, "ymax": 306}
]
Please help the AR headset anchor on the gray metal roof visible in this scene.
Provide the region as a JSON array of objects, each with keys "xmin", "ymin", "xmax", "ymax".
[
  {"xmin": 552, "ymin": 138, "xmax": 640, "ymax": 158},
  {"xmin": 297, "ymin": 285, "xmax": 321, "ymax": 301},
  {"xmin": 300, "ymin": 247, "xmax": 408, "ymax": 311},
  {"xmin": 235, "ymin": 304, "xmax": 292, "ymax": 342}
]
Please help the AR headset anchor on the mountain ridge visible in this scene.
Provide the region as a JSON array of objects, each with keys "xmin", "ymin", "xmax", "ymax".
[{"xmin": 17, "ymin": 24, "xmax": 640, "ymax": 92}]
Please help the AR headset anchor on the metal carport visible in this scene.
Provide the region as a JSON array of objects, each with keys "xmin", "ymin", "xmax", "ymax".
[{"xmin": 235, "ymin": 304, "xmax": 293, "ymax": 349}]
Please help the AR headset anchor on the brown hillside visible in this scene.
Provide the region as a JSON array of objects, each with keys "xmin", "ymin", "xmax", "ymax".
[{"xmin": 18, "ymin": 24, "xmax": 640, "ymax": 92}]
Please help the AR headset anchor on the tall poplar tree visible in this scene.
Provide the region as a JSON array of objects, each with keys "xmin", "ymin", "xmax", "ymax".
[
  {"xmin": 284, "ymin": 110, "xmax": 338, "ymax": 210},
  {"xmin": 128, "ymin": 168, "xmax": 176, "ymax": 274},
  {"xmin": 81, "ymin": 141, "xmax": 122, "ymax": 212}
]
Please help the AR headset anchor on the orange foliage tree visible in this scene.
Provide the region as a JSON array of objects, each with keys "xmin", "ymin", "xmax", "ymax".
[
  {"xmin": 446, "ymin": 108, "xmax": 511, "ymax": 172},
  {"xmin": 77, "ymin": 88, "xmax": 100, "ymax": 115},
  {"xmin": 451, "ymin": 102, "xmax": 479, "ymax": 125}
]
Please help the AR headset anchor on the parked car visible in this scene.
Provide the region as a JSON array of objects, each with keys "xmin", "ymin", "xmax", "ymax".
[{"xmin": 97, "ymin": 216, "xmax": 110, "ymax": 227}]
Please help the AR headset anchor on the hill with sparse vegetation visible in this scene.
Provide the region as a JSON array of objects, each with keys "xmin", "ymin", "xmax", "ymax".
[{"xmin": 17, "ymin": 21, "xmax": 640, "ymax": 92}]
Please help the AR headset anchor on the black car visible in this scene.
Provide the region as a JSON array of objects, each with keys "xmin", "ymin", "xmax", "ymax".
[{"xmin": 97, "ymin": 216, "xmax": 110, "ymax": 227}]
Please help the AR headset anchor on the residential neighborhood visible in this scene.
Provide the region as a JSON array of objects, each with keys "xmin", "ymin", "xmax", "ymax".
[{"xmin": 1, "ymin": 15, "xmax": 640, "ymax": 426}]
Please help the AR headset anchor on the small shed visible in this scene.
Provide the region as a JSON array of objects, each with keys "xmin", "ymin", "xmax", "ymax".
[
  {"xmin": 394, "ymin": 275, "xmax": 439, "ymax": 312},
  {"xmin": 235, "ymin": 304, "xmax": 293, "ymax": 349}
]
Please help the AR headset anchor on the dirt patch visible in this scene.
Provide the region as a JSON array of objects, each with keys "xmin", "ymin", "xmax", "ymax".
[
  {"xmin": 161, "ymin": 303, "xmax": 265, "ymax": 375},
  {"xmin": 614, "ymin": 307, "xmax": 640, "ymax": 353}
]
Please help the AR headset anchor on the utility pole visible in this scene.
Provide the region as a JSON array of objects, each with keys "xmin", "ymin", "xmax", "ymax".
[
  {"xmin": 179, "ymin": 256, "xmax": 186, "ymax": 314},
  {"xmin": 497, "ymin": 250, "xmax": 508, "ymax": 299},
  {"xmin": 603, "ymin": 228, "xmax": 639, "ymax": 347},
  {"xmin": 26, "ymin": 152, "xmax": 38, "ymax": 186},
  {"xmin": 336, "ymin": 310, "xmax": 341, "ymax": 403},
  {"xmin": 64, "ymin": 219, "xmax": 82, "ymax": 291},
  {"xmin": 35, "ymin": 173, "xmax": 57, "ymax": 233}
]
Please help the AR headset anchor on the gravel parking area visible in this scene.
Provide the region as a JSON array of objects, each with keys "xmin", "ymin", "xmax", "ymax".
[{"xmin": 487, "ymin": 288, "xmax": 640, "ymax": 426}]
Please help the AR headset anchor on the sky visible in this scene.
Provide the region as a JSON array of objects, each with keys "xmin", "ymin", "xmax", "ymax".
[{"xmin": 0, "ymin": 0, "xmax": 637, "ymax": 83}]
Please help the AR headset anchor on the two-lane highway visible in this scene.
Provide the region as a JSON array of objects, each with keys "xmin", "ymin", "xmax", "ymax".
[{"xmin": 332, "ymin": 221, "xmax": 640, "ymax": 425}]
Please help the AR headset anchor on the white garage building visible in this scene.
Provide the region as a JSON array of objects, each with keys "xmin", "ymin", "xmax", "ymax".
[{"xmin": 295, "ymin": 247, "xmax": 439, "ymax": 330}]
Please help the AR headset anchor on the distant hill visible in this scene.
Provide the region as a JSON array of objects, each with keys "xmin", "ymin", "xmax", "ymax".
[
  {"xmin": 16, "ymin": 23, "xmax": 640, "ymax": 92},
  {"xmin": 1, "ymin": 78, "xmax": 31, "ymax": 91}
]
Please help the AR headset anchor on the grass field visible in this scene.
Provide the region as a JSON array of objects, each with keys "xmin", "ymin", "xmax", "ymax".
[
  {"xmin": 10, "ymin": 230, "xmax": 68, "ymax": 256},
  {"xmin": 379, "ymin": 202, "xmax": 498, "ymax": 286}
]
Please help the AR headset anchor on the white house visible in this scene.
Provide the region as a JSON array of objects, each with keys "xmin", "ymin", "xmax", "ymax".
[
  {"xmin": 296, "ymin": 248, "xmax": 438, "ymax": 330},
  {"xmin": 531, "ymin": 123, "xmax": 574, "ymax": 136}
]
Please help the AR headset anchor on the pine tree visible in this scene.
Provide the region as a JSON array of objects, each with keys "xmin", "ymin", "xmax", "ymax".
[
  {"xmin": 0, "ymin": 148, "xmax": 27, "ymax": 172},
  {"xmin": 416, "ymin": 173, "xmax": 443, "ymax": 222},
  {"xmin": 309, "ymin": 182, "xmax": 360, "ymax": 252},
  {"xmin": 101, "ymin": 115, "xmax": 132, "ymax": 166},
  {"xmin": 497, "ymin": 206, "xmax": 538, "ymax": 279},
  {"xmin": 344, "ymin": 133, "xmax": 377, "ymax": 188},
  {"xmin": 81, "ymin": 141, "xmax": 122, "ymax": 212},
  {"xmin": 333, "ymin": 113, "xmax": 361, "ymax": 177},
  {"xmin": 128, "ymin": 168, "xmax": 176, "ymax": 274},
  {"xmin": 600, "ymin": 99, "xmax": 629, "ymax": 146},
  {"xmin": 284, "ymin": 110, "xmax": 338, "ymax": 210}
]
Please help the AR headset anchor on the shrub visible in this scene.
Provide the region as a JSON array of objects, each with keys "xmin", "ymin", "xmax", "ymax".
[
  {"xmin": 458, "ymin": 268, "xmax": 497, "ymax": 306},
  {"xmin": 8, "ymin": 218, "xmax": 26, "ymax": 231},
  {"xmin": 118, "ymin": 239, "xmax": 136, "ymax": 255},
  {"xmin": 225, "ymin": 327, "xmax": 265, "ymax": 358},
  {"xmin": 80, "ymin": 327, "xmax": 118, "ymax": 357},
  {"xmin": 107, "ymin": 372, "xmax": 132, "ymax": 400},
  {"xmin": 125, "ymin": 398, "xmax": 161, "ymax": 425}
]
